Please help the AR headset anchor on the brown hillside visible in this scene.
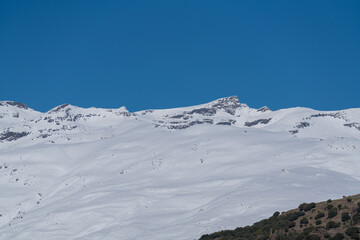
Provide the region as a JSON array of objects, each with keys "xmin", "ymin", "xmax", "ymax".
[{"xmin": 199, "ymin": 194, "xmax": 360, "ymax": 240}]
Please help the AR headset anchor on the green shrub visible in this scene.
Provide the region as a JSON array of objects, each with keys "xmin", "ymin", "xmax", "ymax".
[
  {"xmin": 345, "ymin": 226, "xmax": 360, "ymax": 240},
  {"xmin": 327, "ymin": 204, "xmax": 334, "ymax": 210},
  {"xmin": 297, "ymin": 211, "xmax": 305, "ymax": 217},
  {"xmin": 330, "ymin": 233, "xmax": 345, "ymax": 240},
  {"xmin": 307, "ymin": 234, "xmax": 321, "ymax": 240},
  {"xmin": 288, "ymin": 221, "xmax": 296, "ymax": 228},
  {"xmin": 305, "ymin": 203, "xmax": 316, "ymax": 211},
  {"xmin": 273, "ymin": 211, "xmax": 280, "ymax": 217},
  {"xmin": 347, "ymin": 197, "xmax": 352, "ymax": 202},
  {"xmin": 326, "ymin": 221, "xmax": 340, "ymax": 229},
  {"xmin": 300, "ymin": 217, "xmax": 309, "ymax": 225},
  {"xmin": 327, "ymin": 199, "xmax": 332, "ymax": 203},
  {"xmin": 286, "ymin": 213, "xmax": 298, "ymax": 221},
  {"xmin": 324, "ymin": 233, "xmax": 331, "ymax": 239},
  {"xmin": 315, "ymin": 212, "xmax": 325, "ymax": 219},
  {"xmin": 294, "ymin": 234, "xmax": 305, "ymax": 240},
  {"xmin": 353, "ymin": 213, "xmax": 360, "ymax": 224},
  {"xmin": 328, "ymin": 208, "xmax": 338, "ymax": 218},
  {"xmin": 341, "ymin": 212, "xmax": 350, "ymax": 222},
  {"xmin": 315, "ymin": 220, "xmax": 321, "ymax": 225},
  {"xmin": 299, "ymin": 203, "xmax": 305, "ymax": 211},
  {"xmin": 298, "ymin": 202, "xmax": 316, "ymax": 212},
  {"xmin": 286, "ymin": 212, "xmax": 304, "ymax": 221}
]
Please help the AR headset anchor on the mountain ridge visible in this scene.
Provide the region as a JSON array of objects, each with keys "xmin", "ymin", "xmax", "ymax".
[
  {"xmin": 3, "ymin": 96, "xmax": 359, "ymax": 114},
  {"xmin": 0, "ymin": 97, "xmax": 359, "ymax": 240},
  {"xmin": 1, "ymin": 96, "xmax": 359, "ymax": 144}
]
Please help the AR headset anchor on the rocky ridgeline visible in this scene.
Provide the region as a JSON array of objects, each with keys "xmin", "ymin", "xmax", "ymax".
[{"xmin": 0, "ymin": 96, "xmax": 359, "ymax": 143}]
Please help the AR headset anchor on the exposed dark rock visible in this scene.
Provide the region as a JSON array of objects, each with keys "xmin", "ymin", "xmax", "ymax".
[
  {"xmin": 170, "ymin": 114, "xmax": 185, "ymax": 119},
  {"xmin": 114, "ymin": 111, "xmax": 131, "ymax": 117},
  {"xmin": 306, "ymin": 112, "xmax": 351, "ymax": 123},
  {"xmin": 85, "ymin": 114, "xmax": 98, "ymax": 118},
  {"xmin": 38, "ymin": 134, "xmax": 50, "ymax": 139},
  {"xmin": 188, "ymin": 108, "xmax": 217, "ymax": 116},
  {"xmin": 187, "ymin": 119, "xmax": 214, "ymax": 127},
  {"xmin": 167, "ymin": 125, "xmax": 190, "ymax": 130},
  {"xmin": 47, "ymin": 107, "xmax": 84, "ymax": 122},
  {"xmin": 310, "ymin": 113, "xmax": 342, "ymax": 119},
  {"xmin": 141, "ymin": 110, "xmax": 154, "ymax": 115},
  {"xmin": 216, "ymin": 120, "xmax": 236, "ymax": 126},
  {"xmin": 0, "ymin": 101, "xmax": 29, "ymax": 109},
  {"xmin": 155, "ymin": 98, "xmax": 244, "ymax": 129},
  {"xmin": 0, "ymin": 131, "xmax": 30, "ymax": 141},
  {"xmin": 296, "ymin": 122, "xmax": 310, "ymax": 129},
  {"xmin": 344, "ymin": 123, "xmax": 360, "ymax": 131},
  {"xmin": 170, "ymin": 121, "xmax": 187, "ymax": 124},
  {"xmin": 244, "ymin": 118, "xmax": 272, "ymax": 127},
  {"xmin": 169, "ymin": 114, "xmax": 190, "ymax": 120},
  {"xmin": 210, "ymin": 96, "xmax": 243, "ymax": 115},
  {"xmin": 165, "ymin": 119, "xmax": 215, "ymax": 129},
  {"xmin": 66, "ymin": 113, "xmax": 83, "ymax": 122},
  {"xmin": 216, "ymin": 122, "xmax": 231, "ymax": 126},
  {"xmin": 61, "ymin": 125, "xmax": 77, "ymax": 131},
  {"xmin": 49, "ymin": 104, "xmax": 70, "ymax": 113},
  {"xmin": 43, "ymin": 116, "xmax": 54, "ymax": 123},
  {"xmin": 202, "ymin": 119, "xmax": 214, "ymax": 124},
  {"xmin": 257, "ymin": 106, "xmax": 271, "ymax": 112},
  {"xmin": 290, "ymin": 130, "xmax": 299, "ymax": 135}
]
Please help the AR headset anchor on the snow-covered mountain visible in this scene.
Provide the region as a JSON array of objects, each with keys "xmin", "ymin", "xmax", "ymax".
[{"xmin": 0, "ymin": 96, "xmax": 359, "ymax": 240}]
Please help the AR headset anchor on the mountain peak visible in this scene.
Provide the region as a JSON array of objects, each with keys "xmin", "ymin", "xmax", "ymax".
[
  {"xmin": 257, "ymin": 106, "xmax": 271, "ymax": 112},
  {"xmin": 209, "ymin": 96, "xmax": 240, "ymax": 106},
  {"xmin": 0, "ymin": 101, "xmax": 29, "ymax": 110},
  {"xmin": 47, "ymin": 103, "xmax": 76, "ymax": 114},
  {"xmin": 206, "ymin": 96, "xmax": 247, "ymax": 115}
]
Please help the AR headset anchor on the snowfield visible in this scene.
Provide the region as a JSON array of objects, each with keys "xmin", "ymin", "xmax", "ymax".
[{"xmin": 0, "ymin": 96, "xmax": 359, "ymax": 240}]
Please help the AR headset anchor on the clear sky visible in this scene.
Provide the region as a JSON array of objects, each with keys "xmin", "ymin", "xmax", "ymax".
[{"xmin": 1, "ymin": 1, "xmax": 359, "ymax": 112}]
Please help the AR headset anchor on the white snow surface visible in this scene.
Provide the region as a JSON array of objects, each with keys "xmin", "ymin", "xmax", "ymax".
[{"xmin": 0, "ymin": 97, "xmax": 360, "ymax": 239}]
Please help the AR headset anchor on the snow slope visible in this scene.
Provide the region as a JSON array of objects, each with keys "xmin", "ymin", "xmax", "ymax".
[{"xmin": 0, "ymin": 97, "xmax": 359, "ymax": 240}]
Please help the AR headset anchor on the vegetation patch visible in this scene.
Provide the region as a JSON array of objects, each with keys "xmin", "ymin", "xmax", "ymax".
[
  {"xmin": 327, "ymin": 208, "xmax": 338, "ymax": 219},
  {"xmin": 299, "ymin": 202, "xmax": 316, "ymax": 212},
  {"xmin": 199, "ymin": 194, "xmax": 360, "ymax": 240}
]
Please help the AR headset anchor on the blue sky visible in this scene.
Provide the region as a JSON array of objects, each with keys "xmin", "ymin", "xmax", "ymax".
[{"xmin": 1, "ymin": 1, "xmax": 359, "ymax": 112}]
